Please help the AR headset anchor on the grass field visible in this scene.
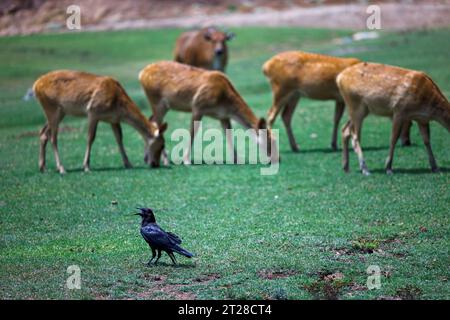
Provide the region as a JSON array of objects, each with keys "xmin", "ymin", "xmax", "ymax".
[{"xmin": 0, "ymin": 27, "xmax": 449, "ymax": 300}]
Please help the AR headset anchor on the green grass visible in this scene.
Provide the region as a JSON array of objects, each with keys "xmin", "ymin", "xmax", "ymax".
[{"xmin": 0, "ymin": 27, "xmax": 449, "ymax": 300}]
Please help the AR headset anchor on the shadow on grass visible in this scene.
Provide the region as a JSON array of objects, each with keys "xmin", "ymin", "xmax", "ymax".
[
  {"xmin": 282, "ymin": 145, "xmax": 391, "ymax": 155},
  {"xmin": 66, "ymin": 165, "xmax": 173, "ymax": 173},
  {"xmin": 371, "ymin": 167, "xmax": 449, "ymax": 175},
  {"xmin": 143, "ymin": 261, "xmax": 196, "ymax": 269}
]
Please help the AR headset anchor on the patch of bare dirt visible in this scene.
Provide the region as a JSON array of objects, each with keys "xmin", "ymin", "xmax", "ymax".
[
  {"xmin": 306, "ymin": 270, "xmax": 370, "ymax": 299},
  {"xmin": 257, "ymin": 269, "xmax": 298, "ymax": 280},
  {"xmin": 378, "ymin": 295, "xmax": 403, "ymax": 300},
  {"xmin": 193, "ymin": 273, "xmax": 221, "ymax": 283},
  {"xmin": 131, "ymin": 273, "xmax": 221, "ymax": 300},
  {"xmin": 331, "ymin": 235, "xmax": 408, "ymax": 262},
  {"xmin": 378, "ymin": 285, "xmax": 423, "ymax": 300},
  {"xmin": 304, "ymin": 271, "xmax": 351, "ymax": 300},
  {"xmin": 1, "ymin": 0, "xmax": 449, "ymax": 36},
  {"xmin": 322, "ymin": 271, "xmax": 344, "ymax": 281},
  {"xmin": 142, "ymin": 273, "xmax": 168, "ymax": 282},
  {"xmin": 156, "ymin": 284, "xmax": 197, "ymax": 300}
]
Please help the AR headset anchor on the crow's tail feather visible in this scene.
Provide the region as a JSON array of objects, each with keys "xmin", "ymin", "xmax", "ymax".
[{"xmin": 173, "ymin": 245, "xmax": 194, "ymax": 258}]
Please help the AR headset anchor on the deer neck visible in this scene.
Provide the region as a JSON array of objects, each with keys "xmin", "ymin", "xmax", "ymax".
[
  {"xmin": 430, "ymin": 93, "xmax": 450, "ymax": 132},
  {"xmin": 229, "ymin": 93, "xmax": 260, "ymax": 131},
  {"xmin": 435, "ymin": 106, "xmax": 450, "ymax": 132},
  {"xmin": 122, "ymin": 100, "xmax": 155, "ymax": 140}
]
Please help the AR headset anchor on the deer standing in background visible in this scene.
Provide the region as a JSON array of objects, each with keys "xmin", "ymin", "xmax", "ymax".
[
  {"xmin": 337, "ymin": 62, "xmax": 450, "ymax": 175},
  {"xmin": 139, "ymin": 61, "xmax": 277, "ymax": 164},
  {"xmin": 263, "ymin": 51, "xmax": 413, "ymax": 151},
  {"xmin": 174, "ymin": 27, "xmax": 235, "ymax": 72},
  {"xmin": 33, "ymin": 70, "xmax": 167, "ymax": 174}
]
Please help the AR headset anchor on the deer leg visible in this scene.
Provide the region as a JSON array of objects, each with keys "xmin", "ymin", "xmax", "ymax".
[
  {"xmin": 221, "ymin": 118, "xmax": 238, "ymax": 163},
  {"xmin": 385, "ymin": 116, "xmax": 403, "ymax": 174},
  {"xmin": 267, "ymin": 104, "xmax": 282, "ymax": 129},
  {"xmin": 39, "ymin": 123, "xmax": 50, "ymax": 172},
  {"xmin": 147, "ymin": 99, "xmax": 169, "ymax": 164},
  {"xmin": 48, "ymin": 110, "xmax": 65, "ymax": 175},
  {"xmin": 161, "ymin": 149, "xmax": 169, "ymax": 166},
  {"xmin": 83, "ymin": 116, "xmax": 99, "ymax": 172},
  {"xmin": 341, "ymin": 120, "xmax": 352, "ymax": 172},
  {"xmin": 417, "ymin": 122, "xmax": 439, "ymax": 172},
  {"xmin": 184, "ymin": 112, "xmax": 203, "ymax": 165},
  {"xmin": 331, "ymin": 101, "xmax": 345, "ymax": 151},
  {"xmin": 281, "ymin": 93, "xmax": 300, "ymax": 152},
  {"xmin": 267, "ymin": 84, "xmax": 291, "ymax": 137},
  {"xmin": 149, "ymin": 100, "xmax": 169, "ymax": 125},
  {"xmin": 350, "ymin": 110, "xmax": 369, "ymax": 175},
  {"xmin": 111, "ymin": 123, "xmax": 132, "ymax": 169},
  {"xmin": 400, "ymin": 120, "xmax": 413, "ymax": 146}
]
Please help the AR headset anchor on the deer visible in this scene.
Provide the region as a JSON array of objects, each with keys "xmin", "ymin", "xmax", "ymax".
[
  {"xmin": 337, "ymin": 62, "xmax": 450, "ymax": 175},
  {"xmin": 263, "ymin": 51, "xmax": 413, "ymax": 152},
  {"xmin": 138, "ymin": 61, "xmax": 277, "ymax": 164},
  {"xmin": 33, "ymin": 70, "xmax": 168, "ymax": 174},
  {"xmin": 174, "ymin": 27, "xmax": 235, "ymax": 72}
]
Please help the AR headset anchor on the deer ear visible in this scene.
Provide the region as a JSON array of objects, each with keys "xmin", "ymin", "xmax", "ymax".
[
  {"xmin": 159, "ymin": 122, "xmax": 168, "ymax": 134},
  {"xmin": 258, "ymin": 118, "xmax": 267, "ymax": 129},
  {"xmin": 226, "ymin": 32, "xmax": 235, "ymax": 41}
]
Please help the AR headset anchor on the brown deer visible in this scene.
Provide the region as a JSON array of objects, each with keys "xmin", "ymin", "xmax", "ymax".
[
  {"xmin": 138, "ymin": 61, "xmax": 277, "ymax": 164},
  {"xmin": 263, "ymin": 51, "xmax": 413, "ymax": 151},
  {"xmin": 174, "ymin": 27, "xmax": 235, "ymax": 72},
  {"xmin": 337, "ymin": 62, "xmax": 450, "ymax": 175},
  {"xmin": 33, "ymin": 70, "xmax": 167, "ymax": 174}
]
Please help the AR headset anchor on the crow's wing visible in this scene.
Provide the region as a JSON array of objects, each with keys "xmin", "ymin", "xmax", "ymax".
[
  {"xmin": 140, "ymin": 225, "xmax": 193, "ymax": 257},
  {"xmin": 167, "ymin": 231, "xmax": 182, "ymax": 244},
  {"xmin": 140, "ymin": 224, "xmax": 177, "ymax": 249}
]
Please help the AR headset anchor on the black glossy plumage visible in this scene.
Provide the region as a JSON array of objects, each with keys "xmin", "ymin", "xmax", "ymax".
[{"xmin": 135, "ymin": 207, "xmax": 193, "ymax": 265}]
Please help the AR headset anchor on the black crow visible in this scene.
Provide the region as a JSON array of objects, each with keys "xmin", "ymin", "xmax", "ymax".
[{"xmin": 135, "ymin": 207, "xmax": 194, "ymax": 265}]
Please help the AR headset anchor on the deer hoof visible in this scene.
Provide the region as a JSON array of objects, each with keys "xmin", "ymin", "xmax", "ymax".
[
  {"xmin": 291, "ymin": 145, "xmax": 300, "ymax": 153},
  {"xmin": 124, "ymin": 162, "xmax": 133, "ymax": 169},
  {"xmin": 401, "ymin": 140, "xmax": 411, "ymax": 147},
  {"xmin": 331, "ymin": 143, "xmax": 338, "ymax": 151}
]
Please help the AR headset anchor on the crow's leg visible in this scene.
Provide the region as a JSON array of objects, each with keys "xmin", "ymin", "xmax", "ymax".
[
  {"xmin": 168, "ymin": 252, "xmax": 177, "ymax": 265},
  {"xmin": 147, "ymin": 248, "xmax": 156, "ymax": 266},
  {"xmin": 154, "ymin": 250, "xmax": 162, "ymax": 265}
]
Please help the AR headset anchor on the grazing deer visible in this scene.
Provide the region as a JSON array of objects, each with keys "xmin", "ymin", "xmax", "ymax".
[
  {"xmin": 33, "ymin": 70, "xmax": 167, "ymax": 174},
  {"xmin": 337, "ymin": 62, "xmax": 450, "ymax": 175},
  {"xmin": 263, "ymin": 51, "xmax": 413, "ymax": 151},
  {"xmin": 139, "ymin": 61, "xmax": 277, "ymax": 164},
  {"xmin": 174, "ymin": 27, "xmax": 235, "ymax": 72}
]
